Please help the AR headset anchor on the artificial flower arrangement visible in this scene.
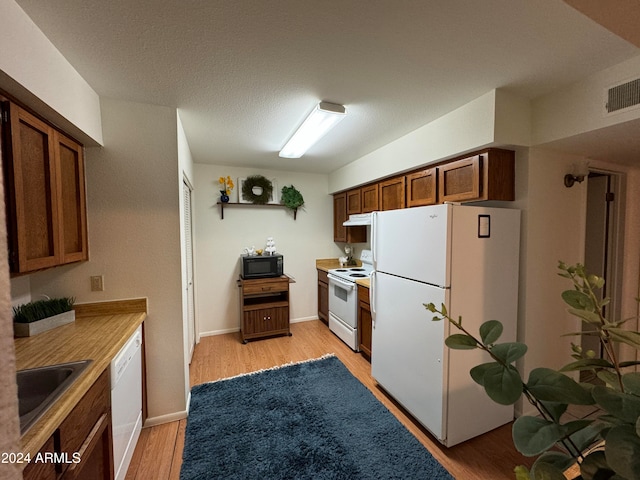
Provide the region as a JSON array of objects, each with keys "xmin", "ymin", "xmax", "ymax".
[{"xmin": 218, "ymin": 176, "xmax": 235, "ymax": 202}]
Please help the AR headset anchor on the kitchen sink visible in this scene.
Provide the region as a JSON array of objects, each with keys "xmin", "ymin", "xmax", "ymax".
[{"xmin": 17, "ymin": 359, "xmax": 92, "ymax": 435}]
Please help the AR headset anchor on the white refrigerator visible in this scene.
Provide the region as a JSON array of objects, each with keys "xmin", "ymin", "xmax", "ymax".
[{"xmin": 370, "ymin": 203, "xmax": 521, "ymax": 447}]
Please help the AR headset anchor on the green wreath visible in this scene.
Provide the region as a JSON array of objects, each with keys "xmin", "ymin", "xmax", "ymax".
[{"xmin": 241, "ymin": 175, "xmax": 273, "ymax": 204}]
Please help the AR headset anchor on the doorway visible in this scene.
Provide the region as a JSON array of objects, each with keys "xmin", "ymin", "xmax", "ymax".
[
  {"xmin": 183, "ymin": 178, "xmax": 196, "ymax": 364},
  {"xmin": 581, "ymin": 171, "xmax": 622, "ymax": 382}
]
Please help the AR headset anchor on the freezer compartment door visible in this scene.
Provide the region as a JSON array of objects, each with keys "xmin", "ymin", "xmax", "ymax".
[
  {"xmin": 373, "ymin": 204, "xmax": 451, "ymax": 286},
  {"xmin": 371, "ymin": 272, "xmax": 448, "ymax": 441}
]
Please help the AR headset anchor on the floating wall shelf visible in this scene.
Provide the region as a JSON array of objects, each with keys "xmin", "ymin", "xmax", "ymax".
[{"xmin": 217, "ymin": 202, "xmax": 297, "ymax": 220}]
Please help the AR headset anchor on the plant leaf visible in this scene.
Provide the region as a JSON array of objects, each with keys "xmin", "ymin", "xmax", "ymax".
[
  {"xmin": 530, "ymin": 462, "xmax": 568, "ymax": 480},
  {"xmin": 469, "ymin": 362, "xmax": 499, "ymax": 386},
  {"xmin": 604, "ymin": 425, "xmax": 640, "ymax": 479},
  {"xmin": 532, "ymin": 452, "xmax": 576, "ymax": 477},
  {"xmin": 490, "ymin": 342, "xmax": 528, "ymax": 364},
  {"xmin": 445, "ymin": 334, "xmax": 477, "ymax": 350},
  {"xmin": 559, "ymin": 358, "xmax": 614, "ymax": 372},
  {"xmin": 562, "ymin": 290, "xmax": 595, "ymax": 310},
  {"xmin": 567, "ymin": 422, "xmax": 606, "ymax": 454},
  {"xmin": 512, "ymin": 416, "xmax": 566, "ymax": 457},
  {"xmin": 619, "ymin": 360, "xmax": 640, "ymax": 369},
  {"xmin": 605, "ymin": 327, "xmax": 640, "ymax": 350},
  {"xmin": 592, "ymin": 386, "xmax": 640, "ymax": 424},
  {"xmin": 566, "ymin": 308, "xmax": 602, "ymax": 324},
  {"xmin": 480, "ymin": 320, "xmax": 503, "ymax": 345},
  {"xmin": 597, "ymin": 370, "xmax": 621, "ymax": 390},
  {"xmin": 514, "ymin": 466, "xmax": 531, "ymax": 480},
  {"xmin": 622, "ymin": 372, "xmax": 640, "ymax": 395},
  {"xmin": 527, "ymin": 368, "xmax": 595, "ymax": 405},
  {"xmin": 539, "ymin": 401, "xmax": 568, "ymax": 424},
  {"xmin": 482, "ymin": 364, "xmax": 523, "ymax": 405}
]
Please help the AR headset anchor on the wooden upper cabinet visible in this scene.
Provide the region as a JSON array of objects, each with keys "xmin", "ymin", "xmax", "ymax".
[
  {"xmin": 56, "ymin": 132, "xmax": 88, "ymax": 264},
  {"xmin": 438, "ymin": 155, "xmax": 481, "ymax": 203},
  {"xmin": 346, "ymin": 188, "xmax": 361, "ymax": 215},
  {"xmin": 361, "ymin": 184, "xmax": 379, "ymax": 213},
  {"xmin": 406, "ymin": 168, "xmax": 437, "ymax": 207},
  {"xmin": 379, "ymin": 176, "xmax": 405, "ymax": 211},
  {"xmin": 2, "ymin": 101, "xmax": 88, "ymax": 274},
  {"xmin": 333, "ymin": 192, "xmax": 366, "ymax": 243},
  {"xmin": 438, "ymin": 149, "xmax": 515, "ymax": 203}
]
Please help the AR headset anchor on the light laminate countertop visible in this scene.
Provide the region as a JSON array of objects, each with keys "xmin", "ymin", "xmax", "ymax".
[{"xmin": 15, "ymin": 298, "xmax": 147, "ymax": 461}]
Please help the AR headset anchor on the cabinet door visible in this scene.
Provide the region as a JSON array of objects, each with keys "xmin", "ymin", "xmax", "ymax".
[
  {"xmin": 406, "ymin": 168, "xmax": 436, "ymax": 207},
  {"xmin": 361, "ymin": 184, "xmax": 379, "ymax": 213},
  {"xmin": 23, "ymin": 436, "xmax": 57, "ymax": 480},
  {"xmin": 55, "ymin": 132, "xmax": 88, "ymax": 264},
  {"xmin": 357, "ymin": 286, "xmax": 372, "ymax": 360},
  {"xmin": 346, "ymin": 189, "xmax": 361, "ymax": 215},
  {"xmin": 4, "ymin": 103, "xmax": 60, "ymax": 272},
  {"xmin": 438, "ymin": 155, "xmax": 481, "ymax": 202},
  {"xmin": 379, "ymin": 176, "xmax": 405, "ymax": 211},
  {"xmin": 244, "ymin": 307, "xmax": 288, "ymax": 335},
  {"xmin": 333, "ymin": 192, "xmax": 347, "ymax": 242}
]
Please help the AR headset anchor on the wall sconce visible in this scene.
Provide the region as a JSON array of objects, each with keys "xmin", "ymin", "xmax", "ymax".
[
  {"xmin": 564, "ymin": 160, "xmax": 590, "ymax": 188},
  {"xmin": 279, "ymin": 102, "xmax": 346, "ymax": 158}
]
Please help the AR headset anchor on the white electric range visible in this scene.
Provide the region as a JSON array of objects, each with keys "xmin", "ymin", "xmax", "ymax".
[{"xmin": 327, "ymin": 250, "xmax": 373, "ymax": 350}]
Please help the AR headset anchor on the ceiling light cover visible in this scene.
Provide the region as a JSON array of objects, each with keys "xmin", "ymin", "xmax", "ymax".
[{"xmin": 279, "ymin": 102, "xmax": 347, "ymax": 158}]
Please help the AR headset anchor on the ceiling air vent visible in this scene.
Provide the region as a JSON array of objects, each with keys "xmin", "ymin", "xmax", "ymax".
[{"xmin": 605, "ymin": 78, "xmax": 640, "ymax": 114}]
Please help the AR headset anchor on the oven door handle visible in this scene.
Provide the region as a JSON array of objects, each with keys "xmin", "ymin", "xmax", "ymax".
[{"xmin": 327, "ymin": 274, "xmax": 356, "ymax": 290}]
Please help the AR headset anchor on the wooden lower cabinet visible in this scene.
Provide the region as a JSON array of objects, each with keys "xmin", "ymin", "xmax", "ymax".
[
  {"xmin": 357, "ymin": 285, "xmax": 372, "ymax": 361},
  {"xmin": 239, "ymin": 276, "xmax": 291, "ymax": 343},
  {"xmin": 23, "ymin": 436, "xmax": 57, "ymax": 480},
  {"xmin": 317, "ymin": 269, "xmax": 329, "ymax": 325},
  {"xmin": 23, "ymin": 369, "xmax": 113, "ymax": 480}
]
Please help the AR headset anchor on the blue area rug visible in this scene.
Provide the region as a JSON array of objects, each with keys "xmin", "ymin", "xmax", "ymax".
[{"xmin": 180, "ymin": 355, "xmax": 453, "ymax": 479}]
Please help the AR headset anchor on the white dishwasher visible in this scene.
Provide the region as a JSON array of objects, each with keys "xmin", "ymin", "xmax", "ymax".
[{"xmin": 111, "ymin": 325, "xmax": 143, "ymax": 480}]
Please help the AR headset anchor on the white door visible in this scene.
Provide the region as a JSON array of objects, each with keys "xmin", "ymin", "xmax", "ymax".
[
  {"xmin": 371, "ymin": 271, "xmax": 448, "ymax": 441},
  {"xmin": 373, "ymin": 204, "xmax": 451, "ymax": 287},
  {"xmin": 183, "ymin": 180, "xmax": 196, "ymax": 363}
]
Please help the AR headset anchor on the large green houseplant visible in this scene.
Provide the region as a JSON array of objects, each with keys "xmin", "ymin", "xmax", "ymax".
[{"xmin": 425, "ymin": 262, "xmax": 640, "ymax": 480}]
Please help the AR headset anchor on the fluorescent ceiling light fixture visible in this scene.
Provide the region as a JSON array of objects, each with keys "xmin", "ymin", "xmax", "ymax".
[{"xmin": 279, "ymin": 102, "xmax": 347, "ymax": 158}]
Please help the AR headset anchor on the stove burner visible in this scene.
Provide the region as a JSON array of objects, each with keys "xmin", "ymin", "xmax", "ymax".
[
  {"xmin": 350, "ymin": 268, "xmax": 365, "ymax": 271},
  {"xmin": 349, "ymin": 273, "xmax": 367, "ymax": 278},
  {"xmin": 335, "ymin": 269, "xmax": 348, "ymax": 272}
]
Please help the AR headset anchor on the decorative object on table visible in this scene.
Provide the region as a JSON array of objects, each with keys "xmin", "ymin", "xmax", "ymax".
[
  {"xmin": 339, "ymin": 256, "xmax": 347, "ymax": 267},
  {"xmin": 242, "ymin": 246, "xmax": 255, "ymax": 256},
  {"xmin": 239, "ymin": 175, "xmax": 275, "ymax": 204},
  {"xmin": 13, "ymin": 296, "xmax": 76, "ymax": 337},
  {"xmin": 280, "ymin": 185, "xmax": 304, "ymax": 212},
  {"xmin": 264, "ymin": 237, "xmax": 276, "ymax": 255},
  {"xmin": 180, "ymin": 355, "xmax": 453, "ymax": 480},
  {"xmin": 426, "ymin": 262, "xmax": 640, "ymax": 480},
  {"xmin": 218, "ymin": 176, "xmax": 234, "ymax": 203}
]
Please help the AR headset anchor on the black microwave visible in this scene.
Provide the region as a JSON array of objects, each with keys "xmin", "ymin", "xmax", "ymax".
[{"xmin": 240, "ymin": 254, "xmax": 283, "ymax": 279}]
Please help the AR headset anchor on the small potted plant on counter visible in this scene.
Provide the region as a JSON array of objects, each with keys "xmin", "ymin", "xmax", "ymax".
[
  {"xmin": 13, "ymin": 296, "xmax": 76, "ymax": 337},
  {"xmin": 425, "ymin": 262, "xmax": 640, "ymax": 480}
]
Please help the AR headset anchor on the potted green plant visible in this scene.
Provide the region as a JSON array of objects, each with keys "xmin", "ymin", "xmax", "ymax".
[
  {"xmin": 425, "ymin": 262, "xmax": 640, "ymax": 480},
  {"xmin": 13, "ymin": 296, "xmax": 76, "ymax": 337}
]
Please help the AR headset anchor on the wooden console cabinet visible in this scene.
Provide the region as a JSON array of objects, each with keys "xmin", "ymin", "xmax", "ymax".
[
  {"xmin": 317, "ymin": 269, "xmax": 329, "ymax": 325},
  {"xmin": 238, "ymin": 276, "xmax": 291, "ymax": 343}
]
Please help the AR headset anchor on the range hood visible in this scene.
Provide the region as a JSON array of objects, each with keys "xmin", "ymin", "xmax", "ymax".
[{"xmin": 343, "ymin": 213, "xmax": 373, "ymax": 226}]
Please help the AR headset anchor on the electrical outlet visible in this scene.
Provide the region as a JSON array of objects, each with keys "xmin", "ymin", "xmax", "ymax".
[{"xmin": 90, "ymin": 275, "xmax": 104, "ymax": 292}]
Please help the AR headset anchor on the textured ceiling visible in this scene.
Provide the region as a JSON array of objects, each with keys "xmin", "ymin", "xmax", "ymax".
[{"xmin": 14, "ymin": 0, "xmax": 640, "ymax": 173}]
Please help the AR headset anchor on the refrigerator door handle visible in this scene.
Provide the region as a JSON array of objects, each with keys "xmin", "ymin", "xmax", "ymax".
[
  {"xmin": 370, "ymin": 271, "xmax": 376, "ymax": 328},
  {"xmin": 371, "ymin": 211, "xmax": 377, "ymax": 269}
]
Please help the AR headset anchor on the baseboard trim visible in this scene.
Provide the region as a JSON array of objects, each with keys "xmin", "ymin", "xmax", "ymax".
[
  {"xmin": 143, "ymin": 409, "xmax": 188, "ymax": 428},
  {"xmin": 200, "ymin": 316, "xmax": 320, "ymax": 337}
]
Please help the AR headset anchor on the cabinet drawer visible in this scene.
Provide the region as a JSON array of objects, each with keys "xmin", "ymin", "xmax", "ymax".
[
  {"xmin": 59, "ymin": 369, "xmax": 110, "ymax": 458},
  {"xmin": 242, "ymin": 277, "xmax": 289, "ymax": 295}
]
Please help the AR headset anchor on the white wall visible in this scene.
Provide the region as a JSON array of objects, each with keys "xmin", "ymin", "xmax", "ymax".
[
  {"xmin": 193, "ymin": 164, "xmax": 342, "ymax": 335},
  {"xmin": 27, "ymin": 98, "xmax": 188, "ymax": 423},
  {"xmin": 0, "ymin": 0, "xmax": 102, "ymax": 146}
]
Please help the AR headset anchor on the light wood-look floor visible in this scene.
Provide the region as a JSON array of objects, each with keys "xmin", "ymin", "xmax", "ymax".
[{"xmin": 125, "ymin": 320, "xmax": 533, "ymax": 479}]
